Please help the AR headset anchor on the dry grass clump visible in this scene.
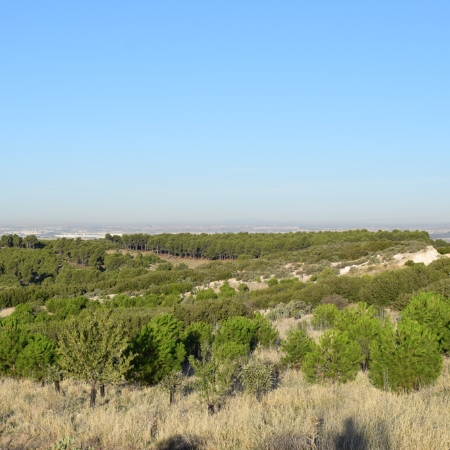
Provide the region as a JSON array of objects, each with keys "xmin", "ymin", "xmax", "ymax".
[{"xmin": 1, "ymin": 357, "xmax": 450, "ymax": 450}]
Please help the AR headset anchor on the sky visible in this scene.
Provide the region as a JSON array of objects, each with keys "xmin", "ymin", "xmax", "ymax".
[{"xmin": 1, "ymin": 1, "xmax": 449, "ymax": 227}]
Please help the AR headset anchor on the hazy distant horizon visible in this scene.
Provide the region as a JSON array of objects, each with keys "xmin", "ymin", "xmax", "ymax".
[{"xmin": 1, "ymin": 221, "xmax": 450, "ymax": 234}]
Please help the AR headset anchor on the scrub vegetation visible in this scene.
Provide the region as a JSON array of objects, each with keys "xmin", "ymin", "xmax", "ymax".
[{"xmin": 1, "ymin": 230, "xmax": 450, "ymax": 449}]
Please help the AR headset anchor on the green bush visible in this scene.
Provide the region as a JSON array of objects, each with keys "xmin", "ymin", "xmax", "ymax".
[
  {"xmin": 320, "ymin": 294, "xmax": 348, "ymax": 310},
  {"xmin": 219, "ymin": 281, "xmax": 236, "ymax": 298},
  {"xmin": 183, "ymin": 321, "xmax": 213, "ymax": 359},
  {"xmin": 280, "ymin": 324, "xmax": 313, "ymax": 369},
  {"xmin": 311, "ymin": 303, "xmax": 338, "ymax": 330},
  {"xmin": 266, "ymin": 300, "xmax": 313, "ymax": 321},
  {"xmin": 333, "ymin": 302, "xmax": 386, "ymax": 369},
  {"xmin": 131, "ymin": 314, "xmax": 186, "ymax": 385},
  {"xmin": 16, "ymin": 334, "xmax": 56, "ymax": 381},
  {"xmin": 174, "ymin": 298, "xmax": 249, "ymax": 325},
  {"xmin": 369, "ymin": 319, "xmax": 443, "ymax": 392},
  {"xmin": 239, "ymin": 358, "xmax": 274, "ymax": 401},
  {"xmin": 195, "ymin": 288, "xmax": 218, "ymax": 301},
  {"xmin": 400, "ymin": 292, "xmax": 450, "ymax": 354},
  {"xmin": 302, "ymin": 330, "xmax": 363, "ymax": 384}
]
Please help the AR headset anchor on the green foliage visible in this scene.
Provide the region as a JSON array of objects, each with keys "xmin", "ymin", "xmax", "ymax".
[
  {"xmin": 46, "ymin": 296, "xmax": 90, "ymax": 320},
  {"xmin": 195, "ymin": 288, "xmax": 217, "ymax": 301},
  {"xmin": 159, "ymin": 371, "xmax": 184, "ymax": 405},
  {"xmin": 239, "ymin": 358, "xmax": 274, "ymax": 401},
  {"xmin": 252, "ymin": 313, "xmax": 279, "ymax": 348},
  {"xmin": 333, "ymin": 303, "xmax": 387, "ymax": 369},
  {"xmin": 401, "ymin": 292, "xmax": 450, "ymax": 354},
  {"xmin": 302, "ymin": 330, "xmax": 363, "ymax": 384},
  {"xmin": 144, "ymin": 229, "xmax": 430, "ymax": 260},
  {"xmin": 320, "ymin": 293, "xmax": 349, "ymax": 310},
  {"xmin": 50, "ymin": 436, "xmax": 93, "ymax": 450},
  {"xmin": 174, "ymin": 298, "xmax": 249, "ymax": 325},
  {"xmin": 213, "ymin": 316, "xmax": 255, "ymax": 359},
  {"xmin": 131, "ymin": 314, "xmax": 186, "ymax": 385},
  {"xmin": 188, "ymin": 345, "xmax": 234, "ymax": 412},
  {"xmin": 219, "ymin": 281, "xmax": 236, "ymax": 298},
  {"xmin": 267, "ymin": 278, "xmax": 278, "ymax": 287},
  {"xmin": 58, "ymin": 310, "xmax": 133, "ymax": 406},
  {"xmin": 16, "ymin": 334, "xmax": 56, "ymax": 381},
  {"xmin": 9, "ymin": 303, "xmax": 36, "ymax": 324},
  {"xmin": 266, "ymin": 300, "xmax": 313, "ymax": 321},
  {"xmin": 238, "ymin": 283, "xmax": 249, "ymax": 293},
  {"xmin": 280, "ymin": 324, "xmax": 313, "ymax": 369},
  {"xmin": 311, "ymin": 303, "xmax": 339, "ymax": 330},
  {"xmin": 183, "ymin": 321, "xmax": 213, "ymax": 358},
  {"xmin": 369, "ymin": 319, "xmax": 443, "ymax": 392},
  {"xmin": 0, "ymin": 318, "xmax": 29, "ymax": 375}
]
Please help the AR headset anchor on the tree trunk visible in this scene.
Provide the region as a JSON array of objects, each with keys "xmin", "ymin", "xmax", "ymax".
[
  {"xmin": 207, "ymin": 402, "xmax": 215, "ymax": 415},
  {"xmin": 169, "ymin": 390, "xmax": 175, "ymax": 405},
  {"xmin": 54, "ymin": 380, "xmax": 60, "ymax": 393},
  {"xmin": 90, "ymin": 381, "xmax": 97, "ymax": 408},
  {"xmin": 100, "ymin": 384, "xmax": 105, "ymax": 398}
]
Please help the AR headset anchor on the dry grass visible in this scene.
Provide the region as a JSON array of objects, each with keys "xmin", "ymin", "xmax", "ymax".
[{"xmin": 1, "ymin": 357, "xmax": 450, "ymax": 450}]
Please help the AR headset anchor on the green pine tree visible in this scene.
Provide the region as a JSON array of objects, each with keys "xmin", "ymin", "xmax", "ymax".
[
  {"xmin": 311, "ymin": 304, "xmax": 338, "ymax": 330},
  {"xmin": 369, "ymin": 319, "xmax": 443, "ymax": 392},
  {"xmin": 280, "ymin": 324, "xmax": 313, "ymax": 370},
  {"xmin": 401, "ymin": 292, "xmax": 450, "ymax": 354},
  {"xmin": 131, "ymin": 314, "xmax": 186, "ymax": 385},
  {"xmin": 302, "ymin": 330, "xmax": 363, "ymax": 384},
  {"xmin": 0, "ymin": 317, "xmax": 29, "ymax": 376},
  {"xmin": 16, "ymin": 334, "xmax": 56, "ymax": 381},
  {"xmin": 333, "ymin": 302, "xmax": 389, "ymax": 370}
]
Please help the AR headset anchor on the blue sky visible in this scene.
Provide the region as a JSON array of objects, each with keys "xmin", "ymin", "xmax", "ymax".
[{"xmin": 1, "ymin": 1, "xmax": 449, "ymax": 226}]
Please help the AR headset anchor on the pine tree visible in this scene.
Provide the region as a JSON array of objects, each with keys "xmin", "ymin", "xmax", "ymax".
[
  {"xmin": 0, "ymin": 318, "xmax": 29, "ymax": 376},
  {"xmin": 311, "ymin": 304, "xmax": 338, "ymax": 330},
  {"xmin": 280, "ymin": 324, "xmax": 313, "ymax": 370},
  {"xmin": 369, "ymin": 319, "xmax": 443, "ymax": 392},
  {"xmin": 333, "ymin": 302, "xmax": 388, "ymax": 370},
  {"xmin": 131, "ymin": 314, "xmax": 186, "ymax": 385},
  {"xmin": 401, "ymin": 292, "xmax": 450, "ymax": 354},
  {"xmin": 58, "ymin": 310, "xmax": 133, "ymax": 407},
  {"xmin": 302, "ymin": 330, "xmax": 363, "ymax": 384},
  {"xmin": 16, "ymin": 334, "xmax": 56, "ymax": 381}
]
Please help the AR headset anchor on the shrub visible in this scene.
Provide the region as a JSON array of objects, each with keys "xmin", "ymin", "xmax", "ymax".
[
  {"xmin": 213, "ymin": 316, "xmax": 256, "ymax": 358},
  {"xmin": 369, "ymin": 319, "xmax": 443, "ymax": 392},
  {"xmin": 219, "ymin": 281, "xmax": 236, "ymax": 298},
  {"xmin": 16, "ymin": 334, "xmax": 56, "ymax": 381},
  {"xmin": 252, "ymin": 313, "xmax": 279, "ymax": 348},
  {"xmin": 311, "ymin": 303, "xmax": 338, "ymax": 330},
  {"xmin": 188, "ymin": 345, "xmax": 234, "ymax": 414},
  {"xmin": 239, "ymin": 358, "xmax": 274, "ymax": 401},
  {"xmin": 302, "ymin": 330, "xmax": 363, "ymax": 384},
  {"xmin": 195, "ymin": 288, "xmax": 218, "ymax": 301},
  {"xmin": 183, "ymin": 321, "xmax": 213, "ymax": 359},
  {"xmin": 266, "ymin": 300, "xmax": 313, "ymax": 321},
  {"xmin": 320, "ymin": 294, "xmax": 348, "ymax": 310},
  {"xmin": 174, "ymin": 298, "xmax": 249, "ymax": 325},
  {"xmin": 400, "ymin": 292, "xmax": 450, "ymax": 354},
  {"xmin": 159, "ymin": 371, "xmax": 184, "ymax": 405},
  {"xmin": 333, "ymin": 302, "xmax": 386, "ymax": 370},
  {"xmin": 131, "ymin": 314, "xmax": 186, "ymax": 385},
  {"xmin": 280, "ymin": 324, "xmax": 313, "ymax": 370},
  {"xmin": 267, "ymin": 278, "xmax": 278, "ymax": 287}
]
